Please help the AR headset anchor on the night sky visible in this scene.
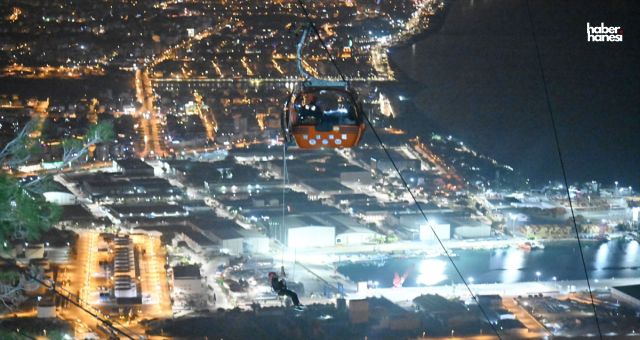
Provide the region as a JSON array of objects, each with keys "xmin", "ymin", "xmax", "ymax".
[{"xmin": 390, "ymin": 0, "xmax": 639, "ymax": 187}]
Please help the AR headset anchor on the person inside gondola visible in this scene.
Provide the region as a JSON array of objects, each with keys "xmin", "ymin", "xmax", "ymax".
[
  {"xmin": 316, "ymin": 90, "xmax": 356, "ymax": 131},
  {"xmin": 296, "ymin": 93, "xmax": 322, "ymax": 124},
  {"xmin": 269, "ymin": 268, "xmax": 303, "ymax": 310}
]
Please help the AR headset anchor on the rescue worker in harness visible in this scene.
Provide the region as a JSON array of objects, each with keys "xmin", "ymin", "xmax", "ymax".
[{"xmin": 269, "ymin": 266, "xmax": 303, "ymax": 310}]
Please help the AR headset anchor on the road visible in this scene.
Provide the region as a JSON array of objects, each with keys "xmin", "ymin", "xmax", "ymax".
[
  {"xmin": 193, "ymin": 91, "xmax": 217, "ymax": 142},
  {"xmin": 133, "ymin": 233, "xmax": 172, "ymax": 320},
  {"xmin": 135, "ymin": 68, "xmax": 167, "ymax": 158},
  {"xmin": 502, "ymin": 297, "xmax": 551, "ymax": 338},
  {"xmin": 411, "ymin": 138, "xmax": 465, "ymax": 188},
  {"xmin": 54, "ymin": 230, "xmax": 171, "ymax": 338},
  {"xmin": 370, "ymin": 44, "xmax": 395, "ymax": 80},
  {"xmin": 152, "ymin": 76, "xmax": 392, "ymax": 83},
  {"xmin": 349, "ymin": 277, "xmax": 640, "ymax": 306},
  {"xmin": 200, "ymin": 258, "xmax": 232, "ymax": 310},
  {"xmin": 148, "ymin": 20, "xmax": 232, "ymax": 70},
  {"xmin": 134, "ymin": 20, "xmax": 234, "ymax": 159},
  {"xmin": 60, "ymin": 230, "xmax": 109, "ymax": 339},
  {"xmin": 346, "ymin": 277, "xmax": 640, "ymax": 339}
]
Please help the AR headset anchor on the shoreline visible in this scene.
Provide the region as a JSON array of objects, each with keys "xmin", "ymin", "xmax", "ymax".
[
  {"xmin": 348, "ymin": 277, "xmax": 640, "ymax": 303},
  {"xmin": 364, "ymin": 0, "xmax": 453, "ymax": 87},
  {"xmin": 378, "ymin": 0, "xmax": 454, "ymax": 84},
  {"xmin": 288, "ymin": 237, "xmax": 631, "ymax": 288},
  {"xmin": 326, "ymin": 238, "xmax": 604, "ymax": 266},
  {"xmin": 291, "ymin": 239, "xmax": 640, "ymax": 296},
  {"xmin": 389, "ymin": 0, "xmax": 453, "ymax": 51},
  {"xmin": 320, "ymin": 236, "xmax": 616, "ymax": 259}
]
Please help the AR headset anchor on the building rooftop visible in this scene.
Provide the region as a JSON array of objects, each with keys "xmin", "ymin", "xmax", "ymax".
[
  {"xmin": 80, "ymin": 174, "xmax": 182, "ymax": 199},
  {"xmin": 43, "ymin": 180, "xmax": 72, "ymax": 193},
  {"xmin": 134, "ymin": 223, "xmax": 216, "ymax": 246},
  {"xmin": 413, "ymin": 294, "xmax": 467, "ymax": 314},
  {"xmin": 301, "ymin": 179, "xmax": 352, "ymax": 193},
  {"xmin": 284, "ymin": 214, "xmax": 366, "ymax": 234},
  {"xmin": 116, "ymin": 158, "xmax": 154, "ymax": 172},
  {"xmin": 59, "ymin": 204, "xmax": 95, "ymax": 221},
  {"xmin": 209, "ymin": 224, "xmax": 244, "ymax": 240},
  {"xmin": 333, "ymin": 193, "xmax": 374, "ymax": 203},
  {"xmin": 108, "ymin": 204, "xmax": 186, "ymax": 217},
  {"xmin": 173, "ymin": 264, "xmax": 201, "ymax": 279},
  {"xmin": 613, "ymin": 284, "xmax": 640, "ymax": 299}
]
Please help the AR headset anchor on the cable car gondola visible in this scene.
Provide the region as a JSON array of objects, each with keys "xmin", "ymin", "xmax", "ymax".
[{"xmin": 282, "ymin": 27, "xmax": 366, "ymax": 149}]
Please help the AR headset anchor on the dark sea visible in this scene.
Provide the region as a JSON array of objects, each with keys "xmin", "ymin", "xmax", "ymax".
[{"xmin": 386, "ymin": 0, "xmax": 640, "ymax": 188}]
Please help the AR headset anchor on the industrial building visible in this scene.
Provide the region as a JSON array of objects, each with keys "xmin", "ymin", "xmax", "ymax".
[
  {"xmin": 275, "ymin": 214, "xmax": 381, "ymax": 248},
  {"xmin": 172, "ymin": 264, "xmax": 205, "ymax": 296}
]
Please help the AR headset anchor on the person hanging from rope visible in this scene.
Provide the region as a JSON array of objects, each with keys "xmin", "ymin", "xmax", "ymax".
[{"xmin": 269, "ymin": 266, "xmax": 303, "ymax": 310}]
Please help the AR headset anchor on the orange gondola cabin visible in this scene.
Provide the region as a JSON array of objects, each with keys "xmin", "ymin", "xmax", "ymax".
[{"xmin": 282, "ymin": 86, "xmax": 365, "ymax": 149}]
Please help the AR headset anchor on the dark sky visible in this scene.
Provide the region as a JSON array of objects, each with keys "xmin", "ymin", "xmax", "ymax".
[{"xmin": 390, "ymin": 0, "xmax": 640, "ymax": 187}]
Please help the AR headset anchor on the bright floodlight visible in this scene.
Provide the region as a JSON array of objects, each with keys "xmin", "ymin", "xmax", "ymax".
[{"xmin": 416, "ymin": 259, "xmax": 447, "ymax": 286}]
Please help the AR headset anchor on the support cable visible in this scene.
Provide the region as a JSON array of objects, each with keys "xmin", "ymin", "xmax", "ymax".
[
  {"xmin": 26, "ymin": 273, "xmax": 137, "ymax": 340},
  {"xmin": 282, "ymin": 142, "xmax": 288, "ymax": 267},
  {"xmin": 524, "ymin": 1, "xmax": 602, "ymax": 338},
  {"xmin": 296, "ymin": 0, "xmax": 348, "ymax": 83},
  {"xmin": 294, "ymin": 1, "xmax": 501, "ymax": 338}
]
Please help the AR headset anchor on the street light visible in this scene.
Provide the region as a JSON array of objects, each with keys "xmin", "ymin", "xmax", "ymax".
[
  {"xmin": 536, "ymin": 271, "xmax": 541, "ymax": 281},
  {"xmin": 468, "ymin": 276, "xmax": 474, "ymax": 284}
]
